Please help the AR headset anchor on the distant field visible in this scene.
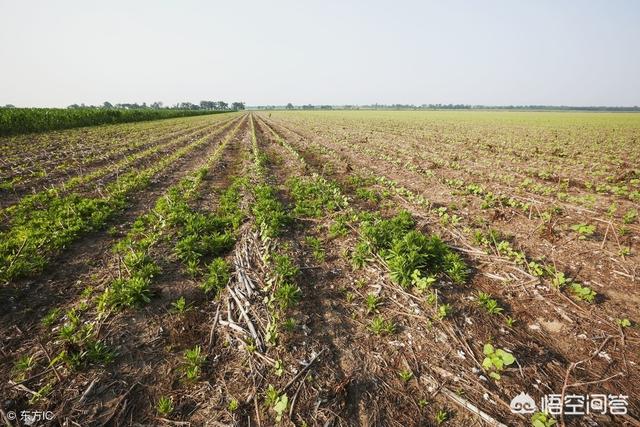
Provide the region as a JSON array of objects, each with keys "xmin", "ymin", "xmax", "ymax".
[
  {"xmin": 0, "ymin": 107, "xmax": 228, "ymax": 136},
  {"xmin": 1, "ymin": 110, "xmax": 638, "ymax": 426}
]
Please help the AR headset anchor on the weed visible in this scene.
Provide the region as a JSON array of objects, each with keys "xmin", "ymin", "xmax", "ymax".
[
  {"xmin": 41, "ymin": 307, "xmax": 60, "ymax": 328},
  {"xmin": 171, "ymin": 296, "xmax": 190, "ymax": 313},
  {"xmin": 551, "ymin": 271, "xmax": 568, "ymax": 289},
  {"xmin": 436, "ymin": 303, "xmax": 452, "ymax": 319},
  {"xmin": 274, "ymin": 360, "xmax": 285, "ymax": 377},
  {"xmin": 570, "ymin": 223, "xmax": 595, "ymax": 239},
  {"xmin": 482, "ymin": 343, "xmax": 516, "ymax": 380},
  {"xmin": 528, "ymin": 261, "xmax": 544, "ymax": 277},
  {"xmin": 202, "ymin": 258, "xmax": 230, "ymax": 295},
  {"xmin": 370, "ymin": 316, "xmax": 396, "ymax": 335},
  {"xmin": 274, "ymin": 282, "xmax": 301, "ymax": 311},
  {"xmin": 531, "ymin": 412, "xmax": 556, "ymax": 427},
  {"xmin": 355, "ymin": 187, "xmax": 379, "ymax": 202},
  {"xmin": 228, "ymin": 398, "xmax": 239, "ymax": 412},
  {"xmin": 183, "ymin": 345, "xmax": 205, "ymax": 381},
  {"xmin": 328, "ymin": 215, "xmax": 350, "ymax": 237},
  {"xmin": 157, "ymin": 396, "xmax": 174, "ymax": 416},
  {"xmin": 434, "ymin": 409, "xmax": 449, "ymax": 424},
  {"xmin": 623, "ymin": 208, "xmax": 638, "ymax": 224},
  {"xmin": 364, "ymin": 293, "xmax": 382, "ymax": 314},
  {"xmin": 476, "ymin": 292, "xmax": 504, "ymax": 315},
  {"xmin": 98, "ymin": 275, "xmax": 154, "ymax": 311},
  {"xmin": 288, "ymin": 175, "xmax": 348, "ymax": 217},
  {"xmin": 351, "ymin": 241, "xmax": 371, "ymax": 269},
  {"xmin": 265, "ymin": 384, "xmax": 289, "ymax": 422},
  {"xmin": 617, "ymin": 318, "xmax": 631, "ymax": 328},
  {"xmin": 273, "ymin": 253, "xmax": 299, "ymax": 283},
  {"xmin": 412, "ymin": 269, "xmax": 436, "ymax": 292},
  {"xmin": 570, "ymin": 283, "xmax": 596, "ymax": 303},
  {"xmin": 305, "ymin": 236, "xmax": 326, "ymax": 262},
  {"xmin": 398, "ymin": 369, "xmax": 413, "ymax": 382},
  {"xmin": 265, "ymin": 319, "xmax": 279, "ymax": 346},
  {"xmin": 252, "ymin": 184, "xmax": 289, "ymax": 238},
  {"xmin": 282, "ymin": 317, "xmax": 296, "ymax": 332}
]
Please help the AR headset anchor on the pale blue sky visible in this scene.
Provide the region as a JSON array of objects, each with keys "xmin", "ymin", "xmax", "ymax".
[{"xmin": 1, "ymin": 0, "xmax": 639, "ymax": 107}]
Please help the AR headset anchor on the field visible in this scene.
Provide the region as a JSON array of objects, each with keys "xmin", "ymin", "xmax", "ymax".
[
  {"xmin": 0, "ymin": 108, "xmax": 228, "ymax": 137},
  {"xmin": 1, "ymin": 110, "xmax": 639, "ymax": 426}
]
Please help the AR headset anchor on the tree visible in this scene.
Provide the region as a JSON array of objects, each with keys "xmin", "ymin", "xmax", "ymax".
[
  {"xmin": 179, "ymin": 102, "xmax": 198, "ymax": 110},
  {"xmin": 102, "ymin": 101, "xmax": 113, "ymax": 109},
  {"xmin": 286, "ymin": 103, "xmax": 294, "ymax": 110},
  {"xmin": 231, "ymin": 102, "xmax": 245, "ymax": 110},
  {"xmin": 216, "ymin": 101, "xmax": 228, "ymax": 110}
]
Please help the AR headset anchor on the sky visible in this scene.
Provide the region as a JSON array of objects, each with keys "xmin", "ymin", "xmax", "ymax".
[{"xmin": 1, "ymin": 0, "xmax": 639, "ymax": 107}]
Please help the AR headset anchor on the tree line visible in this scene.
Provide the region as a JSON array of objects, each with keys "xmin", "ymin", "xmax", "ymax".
[
  {"xmin": 60, "ymin": 101, "xmax": 246, "ymax": 111},
  {"xmin": 253, "ymin": 103, "xmax": 640, "ymax": 112}
]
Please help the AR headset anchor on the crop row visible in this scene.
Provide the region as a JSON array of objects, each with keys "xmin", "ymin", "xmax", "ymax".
[
  {"xmin": 0, "ymin": 115, "xmax": 237, "ymax": 221},
  {"xmin": 0, "ymin": 116, "xmax": 244, "ymax": 283},
  {"xmin": 0, "ymin": 107, "xmax": 231, "ymax": 136}
]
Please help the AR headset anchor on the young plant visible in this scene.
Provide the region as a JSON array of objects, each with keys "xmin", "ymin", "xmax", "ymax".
[
  {"xmin": 13, "ymin": 354, "xmax": 36, "ymax": 380},
  {"xmin": 369, "ymin": 315, "xmax": 396, "ymax": 335},
  {"xmin": 412, "ymin": 269, "xmax": 436, "ymax": 292},
  {"xmin": 228, "ymin": 398, "xmax": 239, "ymax": 412},
  {"xmin": 482, "ymin": 343, "xmax": 516, "ymax": 380},
  {"xmin": 264, "ymin": 384, "xmax": 289, "ymax": 422},
  {"xmin": 157, "ymin": 396, "xmax": 174, "ymax": 416},
  {"xmin": 436, "ymin": 303, "xmax": 452, "ymax": 320},
  {"xmin": 364, "ymin": 293, "xmax": 382, "ymax": 314},
  {"xmin": 183, "ymin": 345, "xmax": 205, "ymax": 381},
  {"xmin": 274, "ymin": 282, "xmax": 301, "ymax": 311},
  {"xmin": 41, "ymin": 307, "xmax": 60, "ymax": 327},
  {"xmin": 570, "ymin": 283, "xmax": 596, "ymax": 303},
  {"xmin": 398, "ymin": 369, "xmax": 413, "ymax": 383},
  {"xmin": 171, "ymin": 296, "xmax": 190, "ymax": 313},
  {"xmin": 434, "ymin": 409, "xmax": 449, "ymax": 424},
  {"xmin": 505, "ymin": 316, "xmax": 516, "ymax": 328},
  {"xmin": 531, "ymin": 412, "xmax": 556, "ymax": 427},
  {"xmin": 202, "ymin": 257, "xmax": 229, "ymax": 295},
  {"xmin": 570, "ymin": 223, "xmax": 595, "ymax": 239},
  {"xmin": 617, "ymin": 318, "xmax": 631, "ymax": 328},
  {"xmin": 274, "ymin": 360, "xmax": 285, "ymax": 377},
  {"xmin": 305, "ymin": 236, "xmax": 326, "ymax": 263},
  {"xmin": 476, "ymin": 291, "xmax": 503, "ymax": 315}
]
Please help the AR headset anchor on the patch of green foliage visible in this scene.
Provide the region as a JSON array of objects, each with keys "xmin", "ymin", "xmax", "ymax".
[
  {"xmin": 482, "ymin": 343, "xmax": 516, "ymax": 380},
  {"xmin": 288, "ymin": 174, "xmax": 348, "ymax": 217},
  {"xmin": 356, "ymin": 211, "xmax": 468, "ymax": 287},
  {"xmin": 252, "ymin": 184, "xmax": 289, "ymax": 239}
]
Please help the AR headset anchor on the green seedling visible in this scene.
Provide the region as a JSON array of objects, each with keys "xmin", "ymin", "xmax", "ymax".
[
  {"xmin": 476, "ymin": 291, "xmax": 503, "ymax": 315},
  {"xmin": 370, "ymin": 315, "xmax": 397, "ymax": 335},
  {"xmin": 570, "ymin": 283, "xmax": 596, "ymax": 303},
  {"xmin": 482, "ymin": 343, "xmax": 516, "ymax": 380},
  {"xmin": 364, "ymin": 293, "xmax": 382, "ymax": 314},
  {"xmin": 157, "ymin": 396, "xmax": 174, "ymax": 416},
  {"xmin": 570, "ymin": 223, "xmax": 595, "ymax": 239}
]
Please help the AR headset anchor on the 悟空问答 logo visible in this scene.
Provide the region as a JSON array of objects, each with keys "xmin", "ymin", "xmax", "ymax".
[{"xmin": 510, "ymin": 392, "xmax": 537, "ymax": 414}]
